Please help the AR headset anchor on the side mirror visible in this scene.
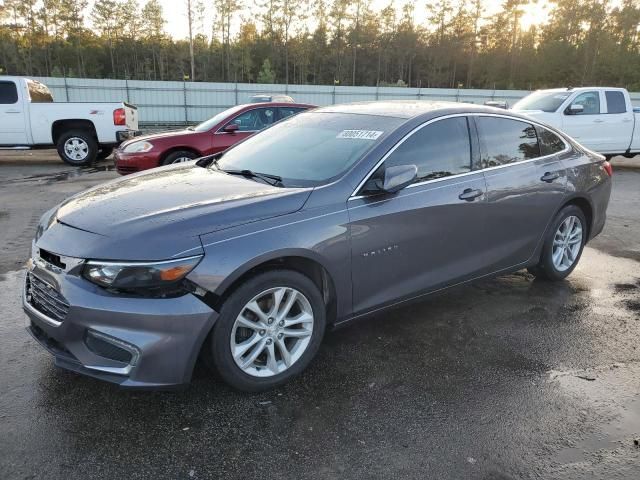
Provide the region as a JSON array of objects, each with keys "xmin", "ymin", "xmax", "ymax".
[
  {"xmin": 223, "ymin": 123, "xmax": 239, "ymax": 133},
  {"xmin": 365, "ymin": 164, "xmax": 418, "ymax": 194},
  {"xmin": 566, "ymin": 104, "xmax": 584, "ymax": 115}
]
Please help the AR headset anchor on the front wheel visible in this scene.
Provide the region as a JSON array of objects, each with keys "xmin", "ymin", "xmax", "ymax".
[
  {"xmin": 528, "ymin": 205, "xmax": 587, "ymax": 281},
  {"xmin": 56, "ymin": 130, "xmax": 98, "ymax": 166},
  {"xmin": 208, "ymin": 270, "xmax": 326, "ymax": 391},
  {"xmin": 161, "ymin": 150, "xmax": 197, "ymax": 165}
]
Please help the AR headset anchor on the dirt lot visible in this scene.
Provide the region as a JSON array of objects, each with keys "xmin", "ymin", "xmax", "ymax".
[{"xmin": 1, "ymin": 152, "xmax": 640, "ymax": 479}]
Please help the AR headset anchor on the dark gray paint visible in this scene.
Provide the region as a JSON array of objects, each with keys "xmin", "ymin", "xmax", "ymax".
[{"xmin": 23, "ymin": 102, "xmax": 612, "ymax": 387}]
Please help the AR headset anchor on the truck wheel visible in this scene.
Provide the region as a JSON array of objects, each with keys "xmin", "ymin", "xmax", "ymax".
[
  {"xmin": 56, "ymin": 130, "xmax": 98, "ymax": 166},
  {"xmin": 96, "ymin": 146, "xmax": 114, "ymax": 161}
]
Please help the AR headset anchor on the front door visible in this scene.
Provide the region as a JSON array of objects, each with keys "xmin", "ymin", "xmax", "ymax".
[
  {"xmin": 0, "ymin": 80, "xmax": 28, "ymax": 145},
  {"xmin": 348, "ymin": 116, "xmax": 490, "ymax": 315},
  {"xmin": 212, "ymin": 106, "xmax": 277, "ymax": 154},
  {"xmin": 560, "ymin": 90, "xmax": 604, "ymax": 151}
]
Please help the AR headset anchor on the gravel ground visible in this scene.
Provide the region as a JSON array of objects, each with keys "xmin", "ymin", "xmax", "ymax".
[{"xmin": 0, "ymin": 154, "xmax": 639, "ymax": 479}]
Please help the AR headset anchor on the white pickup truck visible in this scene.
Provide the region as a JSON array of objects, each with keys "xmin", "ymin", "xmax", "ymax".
[
  {"xmin": 0, "ymin": 77, "xmax": 139, "ymax": 166},
  {"xmin": 512, "ymin": 86, "xmax": 640, "ymax": 158}
]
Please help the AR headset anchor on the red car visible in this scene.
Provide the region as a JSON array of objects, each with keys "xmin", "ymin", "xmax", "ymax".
[{"xmin": 114, "ymin": 102, "xmax": 314, "ymax": 175}]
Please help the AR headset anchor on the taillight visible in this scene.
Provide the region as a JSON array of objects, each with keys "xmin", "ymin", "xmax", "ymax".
[
  {"xmin": 113, "ymin": 108, "xmax": 126, "ymax": 126},
  {"xmin": 603, "ymin": 160, "xmax": 613, "ymax": 177}
]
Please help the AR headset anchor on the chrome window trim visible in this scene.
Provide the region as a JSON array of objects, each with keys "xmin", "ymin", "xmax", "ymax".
[{"xmin": 349, "ymin": 112, "xmax": 571, "ymax": 200}]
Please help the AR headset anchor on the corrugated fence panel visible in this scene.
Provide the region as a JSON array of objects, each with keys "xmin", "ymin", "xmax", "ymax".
[{"xmin": 23, "ymin": 76, "xmax": 596, "ymax": 124}]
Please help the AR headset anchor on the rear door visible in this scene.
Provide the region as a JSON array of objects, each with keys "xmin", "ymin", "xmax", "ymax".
[
  {"xmin": 560, "ymin": 90, "xmax": 605, "ymax": 151},
  {"xmin": 348, "ymin": 116, "xmax": 490, "ymax": 315},
  {"xmin": 0, "ymin": 80, "xmax": 28, "ymax": 145},
  {"xmin": 597, "ymin": 90, "xmax": 634, "ymax": 153},
  {"xmin": 213, "ymin": 106, "xmax": 277, "ymax": 153},
  {"xmin": 476, "ymin": 115, "xmax": 567, "ymax": 272}
]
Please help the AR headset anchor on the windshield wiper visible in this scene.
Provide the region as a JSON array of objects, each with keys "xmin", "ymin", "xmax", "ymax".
[{"xmin": 220, "ymin": 169, "xmax": 283, "ymax": 187}]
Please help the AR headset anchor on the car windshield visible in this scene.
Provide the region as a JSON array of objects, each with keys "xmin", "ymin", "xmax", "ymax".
[
  {"xmin": 512, "ymin": 91, "xmax": 571, "ymax": 112},
  {"xmin": 214, "ymin": 112, "xmax": 403, "ymax": 187},
  {"xmin": 192, "ymin": 105, "xmax": 247, "ymax": 132}
]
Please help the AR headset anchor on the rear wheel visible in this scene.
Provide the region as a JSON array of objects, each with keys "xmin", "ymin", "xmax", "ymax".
[
  {"xmin": 528, "ymin": 205, "xmax": 587, "ymax": 281},
  {"xmin": 208, "ymin": 270, "xmax": 326, "ymax": 392},
  {"xmin": 56, "ymin": 130, "xmax": 98, "ymax": 166},
  {"xmin": 161, "ymin": 150, "xmax": 197, "ymax": 165}
]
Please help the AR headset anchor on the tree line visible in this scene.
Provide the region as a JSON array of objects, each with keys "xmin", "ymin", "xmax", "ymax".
[{"xmin": 1, "ymin": 0, "xmax": 640, "ymax": 90}]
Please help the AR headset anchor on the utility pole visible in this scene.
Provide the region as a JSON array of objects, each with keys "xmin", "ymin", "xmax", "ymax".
[{"xmin": 187, "ymin": 0, "xmax": 195, "ymax": 81}]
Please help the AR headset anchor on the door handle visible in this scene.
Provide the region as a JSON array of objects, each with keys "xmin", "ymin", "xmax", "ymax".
[
  {"xmin": 593, "ymin": 119, "xmax": 604, "ymax": 123},
  {"xmin": 541, "ymin": 171, "xmax": 560, "ymax": 182},
  {"xmin": 458, "ymin": 188, "xmax": 483, "ymax": 201},
  {"xmin": 5, "ymin": 109, "xmax": 20, "ymax": 114}
]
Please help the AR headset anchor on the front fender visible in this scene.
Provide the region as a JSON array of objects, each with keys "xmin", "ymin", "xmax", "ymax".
[{"xmin": 186, "ymin": 206, "xmax": 352, "ymax": 321}]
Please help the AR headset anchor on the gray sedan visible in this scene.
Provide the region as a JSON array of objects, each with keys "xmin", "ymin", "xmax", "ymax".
[{"xmin": 23, "ymin": 102, "xmax": 612, "ymax": 391}]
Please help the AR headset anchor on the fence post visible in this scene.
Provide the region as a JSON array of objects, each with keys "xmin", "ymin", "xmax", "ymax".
[
  {"xmin": 183, "ymin": 80, "xmax": 188, "ymax": 125},
  {"xmin": 375, "ymin": 84, "xmax": 379, "ymax": 101},
  {"xmin": 235, "ymin": 81, "xmax": 238, "ymax": 105},
  {"xmin": 63, "ymin": 75, "xmax": 69, "ymax": 102},
  {"xmin": 125, "ymin": 78, "xmax": 130, "ymax": 103},
  {"xmin": 332, "ymin": 85, "xmax": 336, "ymax": 105}
]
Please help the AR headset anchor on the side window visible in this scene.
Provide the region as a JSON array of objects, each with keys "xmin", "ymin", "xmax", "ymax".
[
  {"xmin": 476, "ymin": 117, "xmax": 540, "ymax": 167},
  {"xmin": 605, "ymin": 91, "xmax": 626, "ymax": 114},
  {"xmin": 569, "ymin": 91, "xmax": 600, "ymax": 115},
  {"xmin": 278, "ymin": 107, "xmax": 304, "ymax": 120},
  {"xmin": 226, "ymin": 108, "xmax": 276, "ymax": 132},
  {"xmin": 379, "ymin": 117, "xmax": 472, "ymax": 183},
  {"xmin": 0, "ymin": 81, "xmax": 18, "ymax": 104},
  {"xmin": 536, "ymin": 126, "xmax": 566, "ymax": 156}
]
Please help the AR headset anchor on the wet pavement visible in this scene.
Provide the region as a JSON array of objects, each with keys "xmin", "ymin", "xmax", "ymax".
[{"xmin": 1, "ymin": 161, "xmax": 640, "ymax": 479}]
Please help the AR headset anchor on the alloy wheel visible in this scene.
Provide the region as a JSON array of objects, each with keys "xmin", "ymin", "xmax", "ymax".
[
  {"xmin": 551, "ymin": 215, "xmax": 583, "ymax": 272},
  {"xmin": 230, "ymin": 287, "xmax": 314, "ymax": 377},
  {"xmin": 64, "ymin": 137, "xmax": 89, "ymax": 162}
]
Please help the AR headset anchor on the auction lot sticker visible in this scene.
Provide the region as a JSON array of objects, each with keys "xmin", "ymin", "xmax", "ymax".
[{"xmin": 337, "ymin": 130, "xmax": 384, "ymax": 140}]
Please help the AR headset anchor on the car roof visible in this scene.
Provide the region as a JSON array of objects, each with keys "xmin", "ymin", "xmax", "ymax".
[
  {"xmin": 314, "ymin": 100, "xmax": 519, "ymax": 119},
  {"xmin": 238, "ymin": 102, "xmax": 315, "ymax": 108}
]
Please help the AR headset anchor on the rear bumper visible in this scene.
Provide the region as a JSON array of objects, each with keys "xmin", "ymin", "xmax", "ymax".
[
  {"xmin": 22, "ymin": 266, "xmax": 217, "ymax": 389},
  {"xmin": 116, "ymin": 130, "xmax": 142, "ymax": 143},
  {"xmin": 113, "ymin": 149, "xmax": 162, "ymax": 175}
]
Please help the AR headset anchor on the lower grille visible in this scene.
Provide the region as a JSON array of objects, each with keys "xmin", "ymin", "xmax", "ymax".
[
  {"xmin": 85, "ymin": 332, "xmax": 134, "ymax": 364},
  {"xmin": 26, "ymin": 273, "xmax": 70, "ymax": 323},
  {"xmin": 116, "ymin": 165, "xmax": 138, "ymax": 175}
]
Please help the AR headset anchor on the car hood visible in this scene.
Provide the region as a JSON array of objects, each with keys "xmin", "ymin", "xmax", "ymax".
[
  {"xmin": 41, "ymin": 164, "xmax": 312, "ymax": 261},
  {"xmin": 120, "ymin": 129, "xmax": 197, "ymax": 148}
]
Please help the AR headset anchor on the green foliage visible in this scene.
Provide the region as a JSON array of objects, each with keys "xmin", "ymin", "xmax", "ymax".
[
  {"xmin": 257, "ymin": 58, "xmax": 276, "ymax": 83},
  {"xmin": 2, "ymin": 0, "xmax": 640, "ymax": 89}
]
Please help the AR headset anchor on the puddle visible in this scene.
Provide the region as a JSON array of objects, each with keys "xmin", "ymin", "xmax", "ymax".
[
  {"xmin": 550, "ymin": 363, "xmax": 640, "ymax": 465},
  {"xmin": 0, "ymin": 164, "xmax": 115, "ymax": 186}
]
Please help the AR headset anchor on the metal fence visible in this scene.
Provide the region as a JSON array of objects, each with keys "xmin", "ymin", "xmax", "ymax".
[{"xmin": 28, "ymin": 76, "xmax": 640, "ymax": 127}]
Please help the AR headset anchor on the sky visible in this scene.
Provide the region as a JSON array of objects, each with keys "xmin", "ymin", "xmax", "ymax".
[{"xmin": 155, "ymin": 0, "xmax": 552, "ymax": 40}]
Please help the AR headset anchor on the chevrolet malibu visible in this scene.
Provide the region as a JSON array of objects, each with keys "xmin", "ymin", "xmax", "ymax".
[{"xmin": 23, "ymin": 102, "xmax": 612, "ymax": 391}]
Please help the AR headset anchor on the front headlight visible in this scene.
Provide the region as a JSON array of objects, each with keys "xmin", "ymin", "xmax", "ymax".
[
  {"xmin": 123, "ymin": 141, "xmax": 153, "ymax": 153},
  {"xmin": 83, "ymin": 255, "xmax": 202, "ymax": 290}
]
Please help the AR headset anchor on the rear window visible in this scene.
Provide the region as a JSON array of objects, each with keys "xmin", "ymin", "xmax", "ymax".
[
  {"xmin": 605, "ymin": 91, "xmax": 626, "ymax": 114},
  {"xmin": 476, "ymin": 116, "xmax": 540, "ymax": 167},
  {"xmin": 537, "ymin": 127, "xmax": 566, "ymax": 156},
  {"xmin": 0, "ymin": 81, "xmax": 18, "ymax": 104}
]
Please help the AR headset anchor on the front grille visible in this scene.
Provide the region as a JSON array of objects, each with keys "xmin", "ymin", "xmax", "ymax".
[
  {"xmin": 116, "ymin": 165, "xmax": 138, "ymax": 175},
  {"xmin": 26, "ymin": 273, "xmax": 70, "ymax": 323}
]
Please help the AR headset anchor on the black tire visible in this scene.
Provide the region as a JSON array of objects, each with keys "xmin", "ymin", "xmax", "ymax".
[
  {"xmin": 209, "ymin": 270, "xmax": 326, "ymax": 392},
  {"xmin": 56, "ymin": 129, "xmax": 98, "ymax": 166},
  {"xmin": 527, "ymin": 205, "xmax": 587, "ymax": 281},
  {"xmin": 96, "ymin": 146, "xmax": 114, "ymax": 160},
  {"xmin": 161, "ymin": 150, "xmax": 198, "ymax": 166}
]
